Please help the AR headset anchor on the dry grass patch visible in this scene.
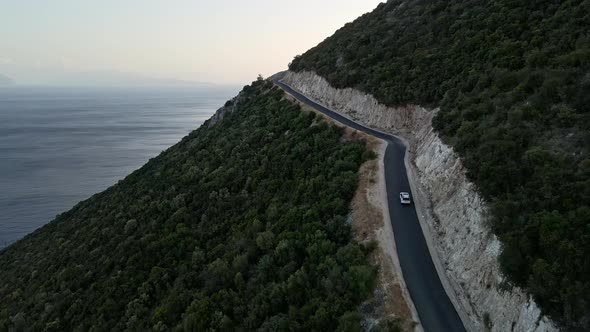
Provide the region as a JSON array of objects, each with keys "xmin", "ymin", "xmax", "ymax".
[{"xmin": 352, "ymin": 151, "xmax": 416, "ymax": 331}]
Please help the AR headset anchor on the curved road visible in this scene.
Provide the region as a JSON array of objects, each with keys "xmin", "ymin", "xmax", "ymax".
[{"xmin": 273, "ymin": 75, "xmax": 466, "ymax": 332}]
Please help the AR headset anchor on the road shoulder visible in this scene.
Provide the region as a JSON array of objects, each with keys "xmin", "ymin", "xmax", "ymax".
[{"xmin": 282, "ymin": 92, "xmax": 422, "ymax": 331}]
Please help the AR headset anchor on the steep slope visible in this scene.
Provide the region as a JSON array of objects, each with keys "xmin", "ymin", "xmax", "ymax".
[
  {"xmin": 289, "ymin": 0, "xmax": 590, "ymax": 329},
  {"xmin": 0, "ymin": 79, "xmax": 378, "ymax": 331},
  {"xmin": 281, "ymin": 70, "xmax": 555, "ymax": 332}
]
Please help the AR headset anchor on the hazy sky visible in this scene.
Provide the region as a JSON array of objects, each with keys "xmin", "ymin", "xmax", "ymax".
[{"xmin": 0, "ymin": 0, "xmax": 382, "ymax": 85}]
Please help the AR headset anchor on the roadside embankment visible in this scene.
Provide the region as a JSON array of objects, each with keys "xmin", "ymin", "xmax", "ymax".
[
  {"xmin": 283, "ymin": 93, "xmax": 420, "ymax": 331},
  {"xmin": 281, "ymin": 71, "xmax": 557, "ymax": 332}
]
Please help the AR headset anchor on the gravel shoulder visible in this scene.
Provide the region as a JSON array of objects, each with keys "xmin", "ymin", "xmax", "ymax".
[{"xmin": 282, "ymin": 92, "xmax": 421, "ymax": 331}]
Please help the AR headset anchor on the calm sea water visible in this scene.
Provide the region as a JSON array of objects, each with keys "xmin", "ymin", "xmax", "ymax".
[{"xmin": 0, "ymin": 85, "xmax": 239, "ymax": 248}]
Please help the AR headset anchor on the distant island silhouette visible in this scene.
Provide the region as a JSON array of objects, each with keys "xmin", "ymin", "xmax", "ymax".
[{"xmin": 0, "ymin": 74, "xmax": 14, "ymax": 86}]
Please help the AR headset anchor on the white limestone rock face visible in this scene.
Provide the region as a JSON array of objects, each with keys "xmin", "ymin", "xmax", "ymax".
[
  {"xmin": 207, "ymin": 90, "xmax": 246, "ymax": 127},
  {"xmin": 281, "ymin": 70, "xmax": 558, "ymax": 332}
]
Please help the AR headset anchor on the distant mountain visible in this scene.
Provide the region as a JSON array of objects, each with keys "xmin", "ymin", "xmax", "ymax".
[
  {"xmin": 42, "ymin": 70, "xmax": 215, "ymax": 87},
  {"xmin": 3, "ymin": 70, "xmax": 215, "ymax": 87},
  {"xmin": 0, "ymin": 74, "xmax": 14, "ymax": 86}
]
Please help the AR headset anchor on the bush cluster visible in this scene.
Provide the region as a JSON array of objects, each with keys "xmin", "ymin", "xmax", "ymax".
[
  {"xmin": 0, "ymin": 80, "xmax": 376, "ymax": 331},
  {"xmin": 290, "ymin": 0, "xmax": 590, "ymax": 328}
]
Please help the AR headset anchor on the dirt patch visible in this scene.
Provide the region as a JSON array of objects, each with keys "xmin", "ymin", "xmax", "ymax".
[
  {"xmin": 283, "ymin": 93, "xmax": 419, "ymax": 331},
  {"xmin": 351, "ymin": 142, "xmax": 418, "ymax": 332}
]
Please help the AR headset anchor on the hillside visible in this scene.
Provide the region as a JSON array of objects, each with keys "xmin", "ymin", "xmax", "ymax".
[
  {"xmin": 0, "ymin": 79, "xmax": 379, "ymax": 331},
  {"xmin": 290, "ymin": 0, "xmax": 590, "ymax": 329}
]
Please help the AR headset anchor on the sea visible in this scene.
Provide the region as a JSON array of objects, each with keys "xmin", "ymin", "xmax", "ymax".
[{"xmin": 0, "ymin": 85, "xmax": 239, "ymax": 248}]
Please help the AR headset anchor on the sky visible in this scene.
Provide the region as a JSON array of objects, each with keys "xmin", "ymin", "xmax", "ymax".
[{"xmin": 0, "ymin": 0, "xmax": 383, "ymax": 86}]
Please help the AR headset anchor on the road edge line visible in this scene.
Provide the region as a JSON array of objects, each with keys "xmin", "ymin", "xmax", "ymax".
[
  {"xmin": 275, "ymin": 79, "xmax": 424, "ymax": 331},
  {"xmin": 276, "ymin": 77, "xmax": 474, "ymax": 332}
]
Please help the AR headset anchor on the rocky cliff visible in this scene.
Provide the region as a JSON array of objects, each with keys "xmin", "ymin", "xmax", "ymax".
[{"xmin": 281, "ymin": 70, "xmax": 557, "ymax": 332}]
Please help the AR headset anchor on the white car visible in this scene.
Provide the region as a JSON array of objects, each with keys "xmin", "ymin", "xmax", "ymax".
[{"xmin": 399, "ymin": 192, "xmax": 411, "ymax": 205}]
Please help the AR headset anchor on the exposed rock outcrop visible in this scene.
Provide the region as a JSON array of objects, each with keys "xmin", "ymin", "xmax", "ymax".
[
  {"xmin": 281, "ymin": 70, "xmax": 557, "ymax": 332},
  {"xmin": 207, "ymin": 91, "xmax": 245, "ymax": 127}
]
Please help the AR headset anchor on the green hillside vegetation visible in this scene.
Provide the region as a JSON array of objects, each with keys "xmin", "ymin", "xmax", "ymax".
[
  {"xmin": 0, "ymin": 79, "xmax": 378, "ymax": 331},
  {"xmin": 290, "ymin": 0, "xmax": 590, "ymax": 328}
]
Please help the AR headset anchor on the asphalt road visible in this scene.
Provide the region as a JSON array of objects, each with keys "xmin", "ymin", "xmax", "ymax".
[{"xmin": 273, "ymin": 75, "xmax": 467, "ymax": 332}]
